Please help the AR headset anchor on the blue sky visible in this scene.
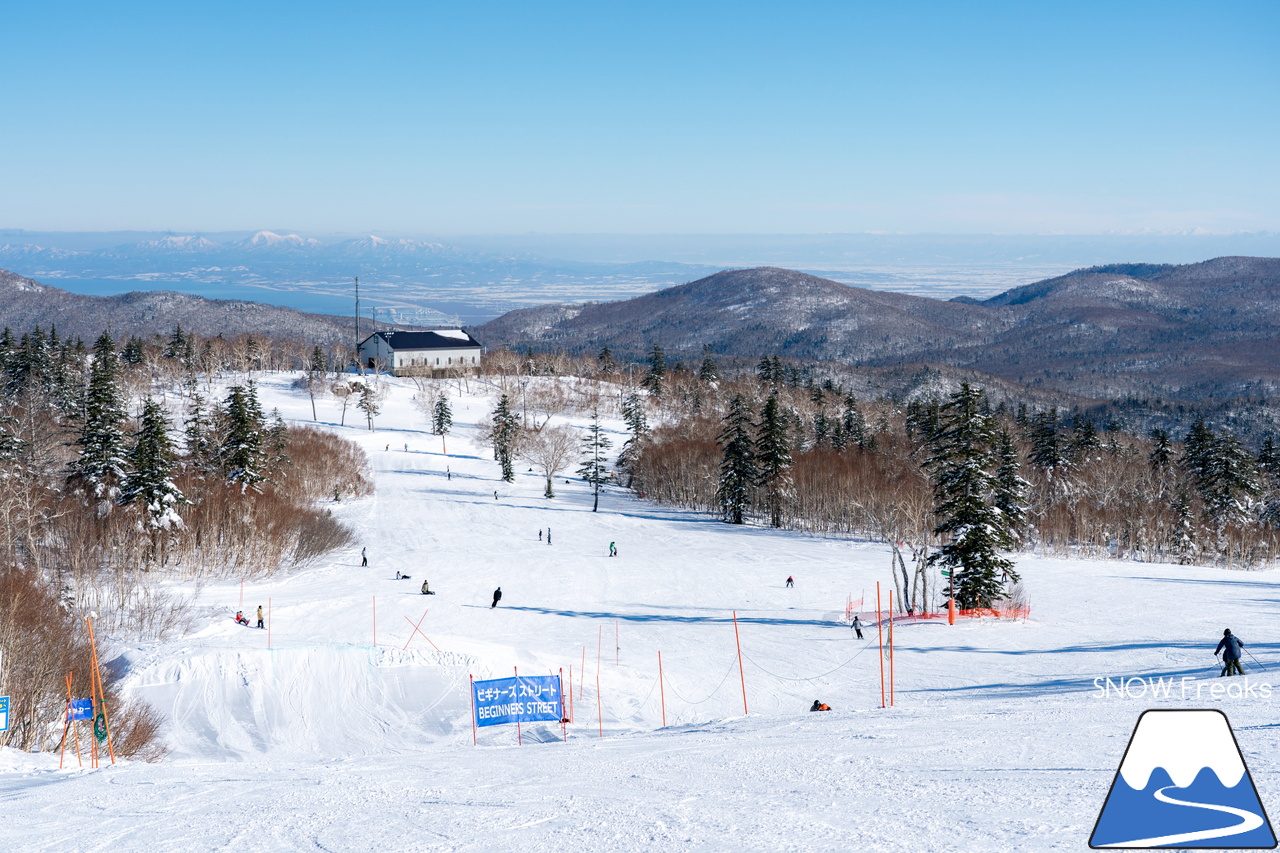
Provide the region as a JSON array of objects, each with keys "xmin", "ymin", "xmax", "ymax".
[{"xmin": 3, "ymin": 1, "xmax": 1277, "ymax": 234}]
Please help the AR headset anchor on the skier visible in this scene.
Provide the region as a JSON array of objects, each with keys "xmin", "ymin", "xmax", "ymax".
[
  {"xmin": 851, "ymin": 615, "xmax": 864, "ymax": 640},
  {"xmin": 494, "ymin": 490, "xmax": 498, "ymax": 500},
  {"xmin": 447, "ymin": 466, "xmax": 451, "ymax": 481},
  {"xmin": 810, "ymin": 700, "xmax": 831, "ymax": 712},
  {"xmin": 785, "ymin": 576, "xmax": 794, "ymax": 588},
  {"xmin": 235, "ymin": 610, "xmax": 249, "ymax": 626},
  {"xmin": 547, "ymin": 528, "xmax": 551, "ymax": 545},
  {"xmin": 491, "ymin": 587, "xmax": 502, "ymax": 608},
  {"xmin": 361, "ymin": 547, "xmax": 368, "ymax": 567},
  {"xmin": 1216, "ymin": 629, "xmax": 1246, "ymax": 677},
  {"xmin": 539, "ymin": 529, "xmax": 542, "ymax": 541},
  {"xmin": 403, "ymin": 443, "xmax": 408, "ymax": 452},
  {"xmin": 256, "ymin": 605, "xmax": 265, "ymax": 630},
  {"xmin": 609, "ymin": 542, "xmax": 617, "ymax": 557},
  {"xmin": 421, "ymin": 580, "xmax": 434, "ymax": 595},
  {"xmin": 385, "ymin": 444, "xmax": 389, "ymax": 451}
]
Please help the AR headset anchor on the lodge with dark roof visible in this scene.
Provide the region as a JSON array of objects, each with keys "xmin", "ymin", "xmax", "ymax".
[{"xmin": 356, "ymin": 329, "xmax": 483, "ymax": 376}]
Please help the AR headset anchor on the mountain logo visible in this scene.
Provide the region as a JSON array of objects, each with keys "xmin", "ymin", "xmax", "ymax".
[{"xmin": 1090, "ymin": 709, "xmax": 1277, "ymax": 849}]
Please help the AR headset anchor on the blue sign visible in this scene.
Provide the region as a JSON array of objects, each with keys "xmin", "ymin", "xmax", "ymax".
[
  {"xmin": 0, "ymin": 696, "xmax": 8, "ymax": 732},
  {"xmin": 69, "ymin": 698, "xmax": 93, "ymax": 722},
  {"xmin": 473, "ymin": 675, "xmax": 563, "ymax": 728}
]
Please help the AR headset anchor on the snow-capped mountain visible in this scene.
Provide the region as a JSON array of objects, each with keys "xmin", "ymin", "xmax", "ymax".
[{"xmin": 234, "ymin": 231, "xmax": 325, "ymax": 251}]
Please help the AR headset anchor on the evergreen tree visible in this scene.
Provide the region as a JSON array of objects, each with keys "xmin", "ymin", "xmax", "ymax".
[
  {"xmin": 698, "ymin": 344, "xmax": 719, "ymax": 383},
  {"xmin": 642, "ymin": 343, "xmax": 666, "ymax": 396},
  {"xmin": 164, "ymin": 325, "xmax": 187, "ymax": 360},
  {"xmin": 1066, "ymin": 413, "xmax": 1099, "ymax": 460},
  {"xmin": 1148, "ymin": 427, "xmax": 1173, "ymax": 471},
  {"xmin": 924, "ymin": 384, "xmax": 1019, "ymax": 608},
  {"xmin": 490, "ymin": 395, "xmax": 520, "ymax": 482},
  {"xmin": 597, "ymin": 346, "xmax": 616, "ymax": 372},
  {"xmin": 0, "ymin": 410, "xmax": 26, "ymax": 470},
  {"xmin": 67, "ymin": 331, "xmax": 129, "ymax": 505},
  {"xmin": 993, "ymin": 428, "xmax": 1028, "ymax": 542},
  {"xmin": 1257, "ymin": 436, "xmax": 1280, "ymax": 527},
  {"xmin": 1025, "ymin": 409, "xmax": 1058, "ymax": 471},
  {"xmin": 616, "ymin": 390, "xmax": 649, "ymax": 481},
  {"xmin": 183, "ymin": 393, "xmax": 218, "ymax": 472},
  {"xmin": 357, "ymin": 383, "xmax": 381, "ymax": 431},
  {"xmin": 266, "ymin": 409, "xmax": 290, "ymax": 474},
  {"xmin": 1199, "ymin": 432, "xmax": 1260, "ymax": 531},
  {"xmin": 432, "ymin": 393, "xmax": 453, "ymax": 436},
  {"xmin": 841, "ymin": 394, "xmax": 870, "ymax": 450},
  {"xmin": 717, "ymin": 395, "xmax": 757, "ymax": 524},
  {"xmin": 756, "ymin": 394, "xmax": 794, "ymax": 528},
  {"xmin": 1181, "ymin": 418, "xmax": 1216, "ymax": 488},
  {"xmin": 121, "ymin": 336, "xmax": 146, "ymax": 366},
  {"xmin": 306, "ymin": 345, "xmax": 327, "ymax": 421},
  {"xmin": 577, "ymin": 410, "xmax": 613, "ymax": 512},
  {"xmin": 119, "ymin": 398, "xmax": 187, "ymax": 530},
  {"xmin": 217, "ymin": 383, "xmax": 267, "ymax": 490}
]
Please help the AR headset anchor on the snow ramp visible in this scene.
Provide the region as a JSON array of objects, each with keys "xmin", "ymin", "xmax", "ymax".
[{"xmin": 131, "ymin": 645, "xmax": 476, "ymax": 760}]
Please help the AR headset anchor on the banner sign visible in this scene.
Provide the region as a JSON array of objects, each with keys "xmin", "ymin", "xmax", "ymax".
[
  {"xmin": 69, "ymin": 698, "xmax": 93, "ymax": 721},
  {"xmin": 0, "ymin": 696, "xmax": 8, "ymax": 732},
  {"xmin": 472, "ymin": 675, "xmax": 563, "ymax": 728}
]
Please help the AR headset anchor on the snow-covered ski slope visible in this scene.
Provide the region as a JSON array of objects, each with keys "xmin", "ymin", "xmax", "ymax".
[{"xmin": 3, "ymin": 372, "xmax": 1279, "ymax": 852}]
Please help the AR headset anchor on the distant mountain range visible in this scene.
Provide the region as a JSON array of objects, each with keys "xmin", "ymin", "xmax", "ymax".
[
  {"xmin": 0, "ymin": 267, "xmax": 367, "ymax": 345},
  {"xmin": 476, "ymin": 257, "xmax": 1280, "ymax": 405}
]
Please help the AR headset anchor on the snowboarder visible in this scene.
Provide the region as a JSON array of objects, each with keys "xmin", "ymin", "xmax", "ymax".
[
  {"xmin": 785, "ymin": 576, "xmax": 794, "ymax": 588},
  {"xmin": 385, "ymin": 444, "xmax": 389, "ymax": 451},
  {"xmin": 491, "ymin": 587, "xmax": 502, "ymax": 608},
  {"xmin": 361, "ymin": 547, "xmax": 368, "ymax": 567},
  {"xmin": 1216, "ymin": 628, "xmax": 1246, "ymax": 676},
  {"xmin": 546, "ymin": 528, "xmax": 551, "ymax": 545},
  {"xmin": 852, "ymin": 615, "xmax": 864, "ymax": 640},
  {"xmin": 256, "ymin": 605, "xmax": 265, "ymax": 630},
  {"xmin": 421, "ymin": 580, "xmax": 434, "ymax": 595},
  {"xmin": 810, "ymin": 700, "xmax": 831, "ymax": 712},
  {"xmin": 446, "ymin": 466, "xmax": 451, "ymax": 480},
  {"xmin": 539, "ymin": 529, "xmax": 542, "ymax": 541},
  {"xmin": 494, "ymin": 490, "xmax": 498, "ymax": 500},
  {"xmin": 404, "ymin": 443, "xmax": 408, "ymax": 452},
  {"xmin": 609, "ymin": 542, "xmax": 617, "ymax": 557},
  {"xmin": 235, "ymin": 610, "xmax": 249, "ymax": 626},
  {"xmin": 395, "ymin": 571, "xmax": 412, "ymax": 580}
]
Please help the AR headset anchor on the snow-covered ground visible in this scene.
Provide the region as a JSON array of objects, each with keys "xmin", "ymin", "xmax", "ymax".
[{"xmin": 3, "ymin": 373, "xmax": 1279, "ymax": 852}]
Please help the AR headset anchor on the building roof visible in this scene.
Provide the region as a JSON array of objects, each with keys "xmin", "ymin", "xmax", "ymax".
[{"xmin": 359, "ymin": 329, "xmax": 482, "ymax": 351}]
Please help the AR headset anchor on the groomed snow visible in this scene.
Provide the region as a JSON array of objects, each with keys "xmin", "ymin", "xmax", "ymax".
[{"xmin": 2, "ymin": 372, "xmax": 1278, "ymax": 852}]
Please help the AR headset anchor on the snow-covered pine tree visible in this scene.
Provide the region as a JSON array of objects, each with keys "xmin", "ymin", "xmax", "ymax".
[
  {"xmin": 642, "ymin": 344, "xmax": 666, "ymax": 397},
  {"xmin": 266, "ymin": 409, "xmax": 290, "ymax": 475},
  {"xmin": 717, "ymin": 394, "xmax": 757, "ymax": 525},
  {"xmin": 993, "ymin": 427, "xmax": 1027, "ymax": 544},
  {"xmin": 924, "ymin": 383, "xmax": 1020, "ymax": 608},
  {"xmin": 756, "ymin": 393, "xmax": 794, "ymax": 528},
  {"xmin": 841, "ymin": 394, "xmax": 870, "ymax": 451},
  {"xmin": 577, "ymin": 409, "xmax": 613, "ymax": 512},
  {"xmin": 432, "ymin": 393, "xmax": 453, "ymax": 436},
  {"xmin": 597, "ymin": 346, "xmax": 616, "ymax": 372},
  {"xmin": 119, "ymin": 398, "xmax": 187, "ymax": 530},
  {"xmin": 1199, "ymin": 431, "xmax": 1259, "ymax": 534},
  {"xmin": 490, "ymin": 394, "xmax": 520, "ymax": 482},
  {"xmin": 67, "ymin": 331, "xmax": 129, "ymax": 508},
  {"xmin": 217, "ymin": 382, "xmax": 267, "ymax": 490},
  {"xmin": 1026, "ymin": 409, "xmax": 1062, "ymax": 474},
  {"xmin": 1257, "ymin": 436, "xmax": 1280, "ymax": 527}
]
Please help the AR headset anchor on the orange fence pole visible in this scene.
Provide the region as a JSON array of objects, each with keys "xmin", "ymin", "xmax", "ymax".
[
  {"xmin": 86, "ymin": 616, "xmax": 115, "ymax": 765},
  {"xmin": 877, "ymin": 582, "xmax": 885, "ymax": 709},
  {"xmin": 658, "ymin": 651, "xmax": 667, "ymax": 728},
  {"xmin": 733, "ymin": 610, "xmax": 748, "ymax": 716}
]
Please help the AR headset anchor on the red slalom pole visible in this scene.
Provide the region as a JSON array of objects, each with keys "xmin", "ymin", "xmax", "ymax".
[
  {"xmin": 733, "ymin": 610, "xmax": 748, "ymax": 716},
  {"xmin": 877, "ymin": 582, "xmax": 885, "ymax": 709}
]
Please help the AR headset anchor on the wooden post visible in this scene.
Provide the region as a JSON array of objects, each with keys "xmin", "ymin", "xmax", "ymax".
[
  {"xmin": 658, "ymin": 651, "xmax": 667, "ymax": 728},
  {"xmin": 877, "ymin": 582, "xmax": 885, "ymax": 709},
  {"xmin": 888, "ymin": 591, "xmax": 895, "ymax": 708},
  {"xmin": 86, "ymin": 616, "xmax": 115, "ymax": 764},
  {"xmin": 469, "ymin": 674, "xmax": 477, "ymax": 746},
  {"xmin": 733, "ymin": 610, "xmax": 748, "ymax": 716},
  {"xmin": 514, "ymin": 666, "xmax": 522, "ymax": 746},
  {"xmin": 559, "ymin": 669, "xmax": 567, "ymax": 742}
]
